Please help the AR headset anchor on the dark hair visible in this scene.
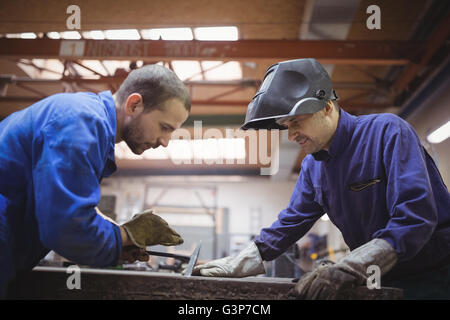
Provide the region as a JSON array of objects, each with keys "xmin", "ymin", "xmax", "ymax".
[{"xmin": 115, "ymin": 64, "xmax": 191, "ymax": 112}]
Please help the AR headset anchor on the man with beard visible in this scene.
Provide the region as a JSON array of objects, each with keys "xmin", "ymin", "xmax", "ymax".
[
  {"xmin": 192, "ymin": 59, "xmax": 450, "ymax": 299},
  {"xmin": 0, "ymin": 64, "xmax": 189, "ymax": 297}
]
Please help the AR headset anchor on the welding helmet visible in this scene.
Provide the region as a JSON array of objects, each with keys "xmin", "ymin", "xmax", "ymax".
[{"xmin": 240, "ymin": 58, "xmax": 338, "ymax": 130}]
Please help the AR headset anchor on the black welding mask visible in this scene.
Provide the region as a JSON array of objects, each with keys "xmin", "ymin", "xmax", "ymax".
[{"xmin": 240, "ymin": 58, "xmax": 338, "ymax": 130}]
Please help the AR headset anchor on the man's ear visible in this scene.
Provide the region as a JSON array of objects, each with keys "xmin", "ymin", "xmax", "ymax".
[
  {"xmin": 124, "ymin": 93, "xmax": 144, "ymax": 116},
  {"xmin": 324, "ymin": 100, "xmax": 334, "ymax": 115}
]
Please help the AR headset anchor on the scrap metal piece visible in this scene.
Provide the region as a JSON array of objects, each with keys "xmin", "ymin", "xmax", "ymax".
[{"xmin": 183, "ymin": 241, "xmax": 202, "ymax": 277}]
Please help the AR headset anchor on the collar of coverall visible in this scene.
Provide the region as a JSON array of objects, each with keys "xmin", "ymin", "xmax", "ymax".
[{"xmin": 311, "ymin": 108, "xmax": 357, "ymax": 161}]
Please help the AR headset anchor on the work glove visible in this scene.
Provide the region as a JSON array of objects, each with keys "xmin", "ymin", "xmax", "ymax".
[
  {"xmin": 120, "ymin": 246, "xmax": 149, "ymax": 263},
  {"xmin": 193, "ymin": 242, "xmax": 265, "ymax": 277},
  {"xmin": 295, "ymin": 238, "xmax": 398, "ymax": 299},
  {"xmin": 121, "ymin": 209, "xmax": 184, "ymax": 248}
]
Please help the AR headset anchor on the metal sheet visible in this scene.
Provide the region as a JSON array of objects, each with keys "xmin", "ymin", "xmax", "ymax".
[{"xmin": 184, "ymin": 241, "xmax": 202, "ymax": 277}]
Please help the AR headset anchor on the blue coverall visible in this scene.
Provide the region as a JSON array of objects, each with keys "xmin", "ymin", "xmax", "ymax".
[
  {"xmin": 254, "ymin": 108, "xmax": 450, "ymax": 299},
  {"xmin": 0, "ymin": 91, "xmax": 122, "ymax": 297}
]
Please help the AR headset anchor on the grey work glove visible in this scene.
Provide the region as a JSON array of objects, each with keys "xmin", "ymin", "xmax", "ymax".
[
  {"xmin": 295, "ymin": 238, "xmax": 398, "ymax": 299},
  {"xmin": 193, "ymin": 242, "xmax": 265, "ymax": 277},
  {"xmin": 121, "ymin": 209, "xmax": 184, "ymax": 248}
]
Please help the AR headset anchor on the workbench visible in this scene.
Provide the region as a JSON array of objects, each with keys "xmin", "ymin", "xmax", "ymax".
[{"xmin": 7, "ymin": 266, "xmax": 403, "ymax": 300}]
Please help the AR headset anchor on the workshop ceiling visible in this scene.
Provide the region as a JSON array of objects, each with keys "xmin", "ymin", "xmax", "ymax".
[{"xmin": 0, "ymin": 0, "xmax": 449, "ymax": 176}]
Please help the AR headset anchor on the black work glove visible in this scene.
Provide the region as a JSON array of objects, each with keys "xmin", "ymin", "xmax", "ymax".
[{"xmin": 295, "ymin": 239, "xmax": 397, "ymax": 299}]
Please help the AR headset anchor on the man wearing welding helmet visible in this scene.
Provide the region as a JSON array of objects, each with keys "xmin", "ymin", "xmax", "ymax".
[{"xmin": 193, "ymin": 59, "xmax": 450, "ymax": 299}]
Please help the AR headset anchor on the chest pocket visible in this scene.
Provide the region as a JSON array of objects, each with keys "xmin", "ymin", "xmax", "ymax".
[
  {"xmin": 348, "ymin": 177, "xmax": 383, "ymax": 192},
  {"xmin": 314, "ymin": 187, "xmax": 329, "ymax": 213}
]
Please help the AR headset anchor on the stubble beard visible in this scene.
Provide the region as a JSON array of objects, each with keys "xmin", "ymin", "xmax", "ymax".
[{"xmin": 122, "ymin": 118, "xmax": 144, "ymax": 155}]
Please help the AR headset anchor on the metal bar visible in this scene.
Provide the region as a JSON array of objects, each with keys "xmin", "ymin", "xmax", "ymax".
[
  {"xmin": 16, "ymin": 59, "xmax": 62, "ymax": 76},
  {"xmin": 185, "ymin": 61, "xmax": 227, "ymax": 82},
  {"xmin": 71, "ymin": 60, "xmax": 107, "ymax": 77},
  {"xmin": 198, "ymin": 59, "xmax": 206, "ymax": 81},
  {"xmin": 145, "ymin": 250, "xmax": 190, "ymax": 263},
  {"xmin": 99, "ymin": 61, "xmax": 111, "ymax": 76},
  {"xmin": 0, "ymin": 39, "xmax": 421, "ymax": 65}
]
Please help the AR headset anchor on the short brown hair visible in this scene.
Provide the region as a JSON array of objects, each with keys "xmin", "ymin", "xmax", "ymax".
[{"xmin": 116, "ymin": 64, "xmax": 191, "ymax": 112}]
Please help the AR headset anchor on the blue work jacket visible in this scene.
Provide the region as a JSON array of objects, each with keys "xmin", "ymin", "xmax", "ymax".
[
  {"xmin": 0, "ymin": 91, "xmax": 122, "ymax": 296},
  {"xmin": 254, "ymin": 108, "xmax": 450, "ymax": 276}
]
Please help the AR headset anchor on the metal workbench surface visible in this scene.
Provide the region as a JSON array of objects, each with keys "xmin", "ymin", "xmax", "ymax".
[{"xmin": 7, "ymin": 266, "xmax": 403, "ymax": 300}]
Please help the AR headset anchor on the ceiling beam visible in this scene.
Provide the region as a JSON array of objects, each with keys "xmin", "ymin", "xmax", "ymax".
[
  {"xmin": 0, "ymin": 39, "xmax": 421, "ymax": 65},
  {"xmin": 0, "ymin": 76, "xmax": 380, "ymax": 90}
]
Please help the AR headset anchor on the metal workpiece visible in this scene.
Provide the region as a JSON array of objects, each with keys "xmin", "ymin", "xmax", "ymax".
[
  {"xmin": 8, "ymin": 266, "xmax": 403, "ymax": 300},
  {"xmin": 183, "ymin": 241, "xmax": 202, "ymax": 277}
]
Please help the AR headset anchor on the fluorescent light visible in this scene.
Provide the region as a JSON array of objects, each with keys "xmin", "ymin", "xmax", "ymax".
[
  {"xmin": 194, "ymin": 26, "xmax": 238, "ymax": 41},
  {"xmin": 60, "ymin": 31, "xmax": 81, "ymax": 39},
  {"xmin": 82, "ymin": 30, "xmax": 105, "ymax": 40},
  {"xmin": 427, "ymin": 120, "xmax": 450, "ymax": 144},
  {"xmin": 47, "ymin": 32, "xmax": 61, "ymax": 39},
  {"xmin": 20, "ymin": 32, "xmax": 37, "ymax": 39},
  {"xmin": 6, "ymin": 33, "xmax": 21, "ymax": 38},
  {"xmin": 104, "ymin": 29, "xmax": 140, "ymax": 40},
  {"xmin": 90, "ymin": 30, "xmax": 105, "ymax": 40},
  {"xmin": 141, "ymin": 28, "xmax": 193, "ymax": 40}
]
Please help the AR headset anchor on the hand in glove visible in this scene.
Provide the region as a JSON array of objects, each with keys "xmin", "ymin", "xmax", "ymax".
[
  {"xmin": 121, "ymin": 209, "xmax": 184, "ymax": 248},
  {"xmin": 120, "ymin": 246, "xmax": 149, "ymax": 263},
  {"xmin": 193, "ymin": 242, "xmax": 265, "ymax": 277},
  {"xmin": 295, "ymin": 238, "xmax": 397, "ymax": 299}
]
